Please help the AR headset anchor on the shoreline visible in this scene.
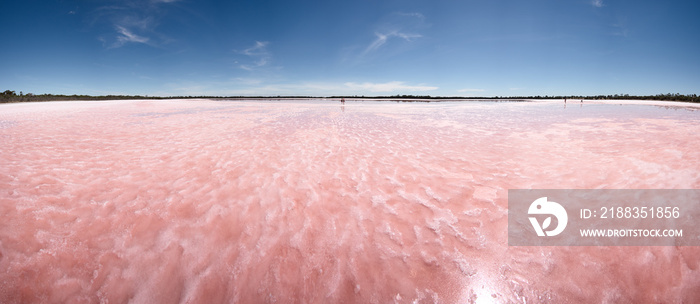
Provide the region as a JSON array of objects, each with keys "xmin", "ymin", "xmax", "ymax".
[
  {"xmin": 2, "ymin": 98, "xmax": 700, "ymax": 109},
  {"xmin": 561, "ymin": 99, "xmax": 700, "ymax": 108}
]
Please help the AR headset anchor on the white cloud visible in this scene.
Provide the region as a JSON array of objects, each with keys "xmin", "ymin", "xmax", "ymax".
[
  {"xmin": 611, "ymin": 18, "xmax": 629, "ymax": 37},
  {"xmin": 458, "ymin": 88, "xmax": 485, "ymax": 93},
  {"xmin": 233, "ymin": 78, "xmax": 264, "ymax": 85},
  {"xmin": 396, "ymin": 12, "xmax": 425, "ymax": 20},
  {"xmin": 238, "ymin": 41, "xmax": 272, "ymax": 71},
  {"xmin": 241, "ymin": 41, "xmax": 269, "ymax": 56},
  {"xmin": 364, "ymin": 31, "xmax": 422, "ymax": 54},
  {"xmin": 95, "ymin": 1, "xmax": 174, "ymax": 49},
  {"xmin": 592, "ymin": 0, "xmax": 603, "ymax": 7},
  {"xmin": 396, "ymin": 32, "xmax": 422, "ymax": 40},
  {"xmin": 344, "ymin": 81, "xmax": 438, "ymax": 93},
  {"xmin": 359, "ymin": 11, "xmax": 427, "ymax": 57},
  {"xmin": 120, "ymin": 16, "xmax": 155, "ymax": 30},
  {"xmin": 365, "ymin": 33, "xmax": 389, "ymax": 53},
  {"xmin": 160, "ymin": 80, "xmax": 438, "ymax": 96},
  {"xmin": 115, "ymin": 26, "xmax": 149, "ymax": 45}
]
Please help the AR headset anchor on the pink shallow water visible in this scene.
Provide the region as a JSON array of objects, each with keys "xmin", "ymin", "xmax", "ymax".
[{"xmin": 1, "ymin": 99, "xmax": 699, "ymax": 303}]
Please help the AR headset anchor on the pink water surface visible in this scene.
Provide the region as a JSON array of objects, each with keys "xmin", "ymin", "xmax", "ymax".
[{"xmin": 1, "ymin": 99, "xmax": 699, "ymax": 303}]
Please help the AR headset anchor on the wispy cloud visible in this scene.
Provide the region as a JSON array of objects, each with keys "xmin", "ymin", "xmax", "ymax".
[
  {"xmin": 344, "ymin": 81, "xmax": 437, "ymax": 93},
  {"xmin": 365, "ymin": 33, "xmax": 389, "ymax": 53},
  {"xmin": 115, "ymin": 26, "xmax": 149, "ymax": 45},
  {"xmin": 160, "ymin": 80, "xmax": 438, "ymax": 96},
  {"xmin": 237, "ymin": 41, "xmax": 273, "ymax": 71},
  {"xmin": 105, "ymin": 17, "xmax": 156, "ymax": 48},
  {"xmin": 242, "ymin": 41, "xmax": 268, "ymax": 55},
  {"xmin": 396, "ymin": 12, "xmax": 425, "ymax": 20},
  {"xmin": 232, "ymin": 77, "xmax": 264, "ymax": 86},
  {"xmin": 93, "ymin": 0, "xmax": 176, "ymax": 48},
  {"xmin": 592, "ymin": 0, "xmax": 603, "ymax": 8},
  {"xmin": 611, "ymin": 17, "xmax": 629, "ymax": 37},
  {"xmin": 457, "ymin": 88, "xmax": 485, "ymax": 93},
  {"xmin": 364, "ymin": 31, "xmax": 422, "ymax": 54},
  {"xmin": 357, "ymin": 12, "xmax": 428, "ymax": 58}
]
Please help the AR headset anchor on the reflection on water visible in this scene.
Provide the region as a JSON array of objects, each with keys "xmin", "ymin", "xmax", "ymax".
[{"xmin": 1, "ymin": 99, "xmax": 699, "ymax": 303}]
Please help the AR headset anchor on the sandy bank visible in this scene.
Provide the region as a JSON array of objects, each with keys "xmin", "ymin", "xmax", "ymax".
[{"xmin": 540, "ymin": 99, "xmax": 700, "ymax": 108}]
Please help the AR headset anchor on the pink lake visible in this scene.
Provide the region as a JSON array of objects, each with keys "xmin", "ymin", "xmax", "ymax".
[{"xmin": 1, "ymin": 99, "xmax": 699, "ymax": 303}]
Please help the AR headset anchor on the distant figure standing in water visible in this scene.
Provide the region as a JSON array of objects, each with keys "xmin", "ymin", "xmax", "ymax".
[{"xmin": 341, "ymin": 98, "xmax": 345, "ymax": 104}]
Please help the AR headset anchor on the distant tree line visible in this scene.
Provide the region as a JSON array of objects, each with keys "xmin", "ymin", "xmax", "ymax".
[
  {"xmin": 2, "ymin": 90, "xmax": 698, "ymax": 103},
  {"xmin": 331, "ymin": 93, "xmax": 700, "ymax": 103},
  {"xmin": 1, "ymin": 90, "xmax": 165, "ymax": 102},
  {"xmin": 0, "ymin": 91, "xmax": 318, "ymax": 103},
  {"xmin": 585, "ymin": 93, "xmax": 699, "ymax": 103}
]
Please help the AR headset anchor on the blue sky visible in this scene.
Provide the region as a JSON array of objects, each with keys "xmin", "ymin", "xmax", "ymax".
[{"xmin": 2, "ymin": 0, "xmax": 699, "ymax": 97}]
